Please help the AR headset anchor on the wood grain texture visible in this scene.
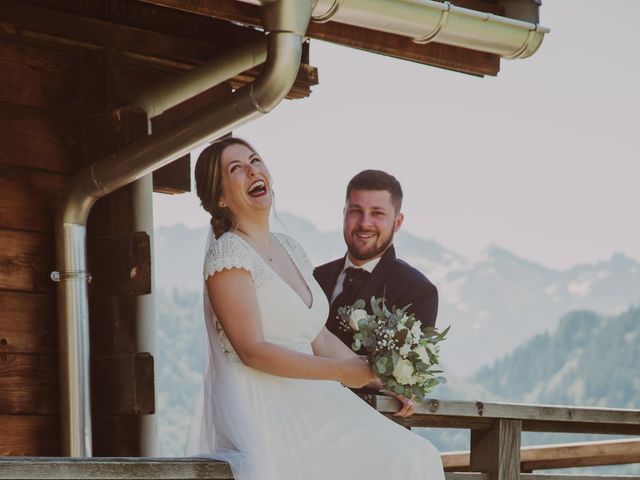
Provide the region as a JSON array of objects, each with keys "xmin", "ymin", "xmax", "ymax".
[
  {"xmin": 470, "ymin": 419, "xmax": 521, "ymax": 480},
  {"xmin": 0, "ymin": 34, "xmax": 100, "ymax": 114},
  {"xmin": 90, "ymin": 296, "xmax": 137, "ymax": 356},
  {"xmin": 443, "ymin": 439, "xmax": 640, "ymax": 471},
  {"xmin": 92, "ymin": 353, "xmax": 155, "ymax": 416},
  {"xmin": 0, "ymin": 352, "xmax": 57, "ymax": 415},
  {"xmin": 0, "ymin": 457, "xmax": 233, "ymax": 479},
  {"xmin": 0, "ymin": 291, "xmax": 56, "ymax": 354},
  {"xmin": 87, "ymin": 232, "xmax": 152, "ymax": 297},
  {"xmin": 0, "ymin": 102, "xmax": 82, "ymax": 173},
  {"xmin": 0, "ymin": 229, "xmax": 54, "ymax": 293},
  {"xmin": 0, "ymin": 165, "xmax": 68, "ymax": 232},
  {"xmin": 374, "ymin": 397, "xmax": 640, "ymax": 432},
  {"xmin": 0, "ymin": 416, "xmax": 58, "ymax": 456},
  {"xmin": 521, "ymin": 439, "xmax": 640, "ymax": 471}
]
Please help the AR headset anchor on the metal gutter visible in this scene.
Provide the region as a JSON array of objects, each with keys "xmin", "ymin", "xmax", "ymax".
[
  {"xmin": 241, "ymin": 0, "xmax": 549, "ymax": 59},
  {"xmin": 53, "ymin": 0, "xmax": 313, "ymax": 456}
]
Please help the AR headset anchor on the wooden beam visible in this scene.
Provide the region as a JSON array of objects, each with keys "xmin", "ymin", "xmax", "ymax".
[
  {"xmin": 0, "ymin": 416, "xmax": 58, "ymax": 456},
  {"xmin": 0, "ymin": 352, "xmax": 57, "ymax": 415},
  {"xmin": 92, "ymin": 353, "xmax": 155, "ymax": 416},
  {"xmin": 470, "ymin": 419, "xmax": 522, "ymax": 480},
  {"xmin": 139, "ymin": 0, "xmax": 501, "ymax": 76},
  {"xmin": 521, "ymin": 476, "xmax": 640, "ymax": 480},
  {"xmin": 521, "ymin": 438, "xmax": 640, "ymax": 471},
  {"xmin": 443, "ymin": 439, "xmax": 640, "ymax": 472},
  {"xmin": 372, "ymin": 397, "xmax": 640, "ymax": 434},
  {"xmin": 0, "ymin": 230, "xmax": 54, "ymax": 293},
  {"xmin": 0, "ymin": 292, "xmax": 56, "ymax": 355},
  {"xmin": 152, "ymin": 154, "xmax": 191, "ymax": 194},
  {"xmin": 0, "ymin": 458, "xmax": 234, "ymax": 479},
  {"xmin": 90, "ymin": 296, "xmax": 137, "ymax": 356},
  {"xmin": 87, "ymin": 232, "xmax": 152, "ymax": 297},
  {"xmin": 1, "ymin": 0, "xmax": 222, "ymax": 65}
]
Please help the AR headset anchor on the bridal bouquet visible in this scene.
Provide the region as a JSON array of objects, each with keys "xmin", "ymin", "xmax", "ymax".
[{"xmin": 338, "ymin": 297, "xmax": 449, "ymax": 400}]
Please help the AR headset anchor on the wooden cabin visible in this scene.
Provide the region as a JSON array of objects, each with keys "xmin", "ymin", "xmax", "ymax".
[{"xmin": 8, "ymin": 2, "xmax": 634, "ymax": 479}]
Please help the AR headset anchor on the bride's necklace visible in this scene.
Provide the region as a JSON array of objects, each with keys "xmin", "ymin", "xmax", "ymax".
[{"xmin": 235, "ymin": 229, "xmax": 273, "ymax": 263}]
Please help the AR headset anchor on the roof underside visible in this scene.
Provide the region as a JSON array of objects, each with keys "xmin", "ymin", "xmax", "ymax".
[{"xmin": 138, "ymin": 0, "xmax": 509, "ymax": 77}]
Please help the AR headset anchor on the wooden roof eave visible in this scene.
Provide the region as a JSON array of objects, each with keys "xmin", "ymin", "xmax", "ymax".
[
  {"xmin": 137, "ymin": 0, "xmax": 503, "ymax": 77},
  {"xmin": 2, "ymin": 0, "xmax": 318, "ymax": 101}
]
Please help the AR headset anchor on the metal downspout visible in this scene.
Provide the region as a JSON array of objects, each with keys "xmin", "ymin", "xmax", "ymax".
[{"xmin": 53, "ymin": 0, "xmax": 313, "ymax": 456}]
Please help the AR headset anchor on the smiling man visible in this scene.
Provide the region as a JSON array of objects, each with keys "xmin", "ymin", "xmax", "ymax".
[{"xmin": 314, "ymin": 170, "xmax": 439, "ymax": 349}]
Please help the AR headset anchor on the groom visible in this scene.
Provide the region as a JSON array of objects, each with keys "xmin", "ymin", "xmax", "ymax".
[
  {"xmin": 313, "ymin": 170, "xmax": 438, "ymax": 413},
  {"xmin": 314, "ymin": 169, "xmax": 438, "ymax": 341}
]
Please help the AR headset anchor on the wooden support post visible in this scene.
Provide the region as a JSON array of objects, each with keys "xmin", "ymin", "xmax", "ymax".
[{"xmin": 470, "ymin": 419, "xmax": 522, "ymax": 480}]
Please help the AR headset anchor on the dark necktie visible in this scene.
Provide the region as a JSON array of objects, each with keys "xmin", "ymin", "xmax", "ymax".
[{"xmin": 333, "ymin": 267, "xmax": 370, "ymax": 307}]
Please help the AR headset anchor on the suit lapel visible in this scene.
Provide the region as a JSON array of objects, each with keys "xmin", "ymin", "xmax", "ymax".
[
  {"xmin": 314, "ymin": 257, "xmax": 344, "ymax": 300},
  {"xmin": 351, "ymin": 246, "xmax": 396, "ymax": 309}
]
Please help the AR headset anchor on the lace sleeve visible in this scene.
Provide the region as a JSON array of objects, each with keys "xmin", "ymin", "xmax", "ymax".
[{"xmin": 203, "ymin": 232, "xmax": 258, "ymax": 282}]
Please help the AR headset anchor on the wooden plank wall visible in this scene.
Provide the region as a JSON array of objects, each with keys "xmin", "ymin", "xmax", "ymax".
[{"xmin": 0, "ymin": 0, "xmax": 309, "ymax": 456}]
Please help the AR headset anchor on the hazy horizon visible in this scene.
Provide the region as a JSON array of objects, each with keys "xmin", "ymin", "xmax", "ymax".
[{"xmin": 153, "ymin": 0, "xmax": 640, "ymax": 271}]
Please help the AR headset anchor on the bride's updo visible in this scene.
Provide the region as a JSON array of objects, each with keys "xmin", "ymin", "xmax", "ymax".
[{"xmin": 195, "ymin": 137, "xmax": 259, "ymax": 238}]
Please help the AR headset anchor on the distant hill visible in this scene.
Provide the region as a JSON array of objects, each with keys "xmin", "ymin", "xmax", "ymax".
[
  {"xmin": 472, "ymin": 307, "xmax": 640, "ymax": 409},
  {"xmin": 154, "ymin": 213, "xmax": 640, "ymax": 376}
]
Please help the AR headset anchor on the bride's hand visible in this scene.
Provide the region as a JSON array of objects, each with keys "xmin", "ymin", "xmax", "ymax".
[{"xmin": 339, "ymin": 356, "xmax": 376, "ymax": 388}]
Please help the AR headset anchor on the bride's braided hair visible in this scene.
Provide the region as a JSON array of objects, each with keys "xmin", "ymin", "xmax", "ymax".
[{"xmin": 194, "ymin": 137, "xmax": 259, "ymax": 238}]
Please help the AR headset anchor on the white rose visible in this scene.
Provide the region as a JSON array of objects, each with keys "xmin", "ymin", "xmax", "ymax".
[
  {"xmin": 410, "ymin": 322, "xmax": 423, "ymax": 340},
  {"xmin": 349, "ymin": 309, "xmax": 368, "ymax": 331},
  {"xmin": 392, "ymin": 359, "xmax": 417, "ymax": 385},
  {"xmin": 413, "ymin": 345, "xmax": 430, "ymax": 364},
  {"xmin": 399, "ymin": 344, "xmax": 411, "ymax": 357}
]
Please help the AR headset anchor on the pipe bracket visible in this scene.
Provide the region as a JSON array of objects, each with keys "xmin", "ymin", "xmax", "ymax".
[
  {"xmin": 413, "ymin": 2, "xmax": 451, "ymax": 44},
  {"xmin": 51, "ymin": 271, "xmax": 93, "ymax": 283}
]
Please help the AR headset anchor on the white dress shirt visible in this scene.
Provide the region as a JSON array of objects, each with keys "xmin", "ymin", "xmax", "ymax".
[{"xmin": 330, "ymin": 256, "xmax": 382, "ymax": 304}]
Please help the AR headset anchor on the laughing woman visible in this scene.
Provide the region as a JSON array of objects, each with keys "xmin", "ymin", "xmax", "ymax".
[{"xmin": 186, "ymin": 137, "xmax": 445, "ymax": 480}]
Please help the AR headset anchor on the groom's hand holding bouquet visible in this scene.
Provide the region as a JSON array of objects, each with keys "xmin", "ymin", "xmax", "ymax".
[{"xmin": 338, "ymin": 297, "xmax": 449, "ymax": 413}]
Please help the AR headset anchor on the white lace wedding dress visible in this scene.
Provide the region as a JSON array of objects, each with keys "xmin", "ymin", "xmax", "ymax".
[{"xmin": 186, "ymin": 230, "xmax": 445, "ymax": 480}]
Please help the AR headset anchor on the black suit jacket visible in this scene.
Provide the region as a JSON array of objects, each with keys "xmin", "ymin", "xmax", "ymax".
[{"xmin": 313, "ymin": 245, "xmax": 438, "ymax": 348}]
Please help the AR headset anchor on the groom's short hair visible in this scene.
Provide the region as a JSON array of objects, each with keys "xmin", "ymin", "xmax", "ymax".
[{"xmin": 346, "ymin": 170, "xmax": 403, "ymax": 212}]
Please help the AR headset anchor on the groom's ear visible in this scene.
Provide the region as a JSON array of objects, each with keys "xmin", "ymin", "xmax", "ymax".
[{"xmin": 394, "ymin": 212, "xmax": 404, "ymax": 232}]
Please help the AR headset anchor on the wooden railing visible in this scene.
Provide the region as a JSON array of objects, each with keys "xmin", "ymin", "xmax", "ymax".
[
  {"xmin": 367, "ymin": 396, "xmax": 640, "ymax": 479},
  {"xmin": 442, "ymin": 438, "xmax": 640, "ymax": 472},
  {"xmin": 0, "ymin": 397, "xmax": 638, "ymax": 480}
]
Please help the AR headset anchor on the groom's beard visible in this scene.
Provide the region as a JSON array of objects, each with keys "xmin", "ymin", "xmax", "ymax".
[{"xmin": 345, "ymin": 228, "xmax": 395, "ymax": 262}]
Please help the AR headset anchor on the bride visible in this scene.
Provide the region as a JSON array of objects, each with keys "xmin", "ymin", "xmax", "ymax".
[{"xmin": 186, "ymin": 137, "xmax": 445, "ymax": 480}]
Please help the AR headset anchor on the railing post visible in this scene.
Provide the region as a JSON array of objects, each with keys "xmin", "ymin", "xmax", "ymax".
[{"xmin": 470, "ymin": 419, "xmax": 522, "ymax": 480}]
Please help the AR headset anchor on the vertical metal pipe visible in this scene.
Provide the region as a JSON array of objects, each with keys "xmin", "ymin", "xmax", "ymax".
[
  {"xmin": 53, "ymin": 223, "xmax": 93, "ymax": 456},
  {"xmin": 132, "ymin": 176, "xmax": 158, "ymax": 456}
]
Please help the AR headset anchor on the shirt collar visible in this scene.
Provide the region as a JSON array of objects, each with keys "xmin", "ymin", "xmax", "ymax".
[{"xmin": 343, "ymin": 255, "xmax": 381, "ymax": 274}]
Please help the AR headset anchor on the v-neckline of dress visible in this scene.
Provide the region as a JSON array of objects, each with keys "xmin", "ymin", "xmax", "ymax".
[{"xmin": 230, "ymin": 231, "xmax": 314, "ymax": 311}]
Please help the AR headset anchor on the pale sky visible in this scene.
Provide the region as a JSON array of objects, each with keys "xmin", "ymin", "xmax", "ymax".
[{"xmin": 154, "ymin": 0, "xmax": 640, "ymax": 270}]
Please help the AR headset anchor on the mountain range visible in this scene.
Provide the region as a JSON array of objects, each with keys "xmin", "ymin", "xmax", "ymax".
[{"xmin": 154, "ymin": 212, "xmax": 640, "ymax": 376}]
